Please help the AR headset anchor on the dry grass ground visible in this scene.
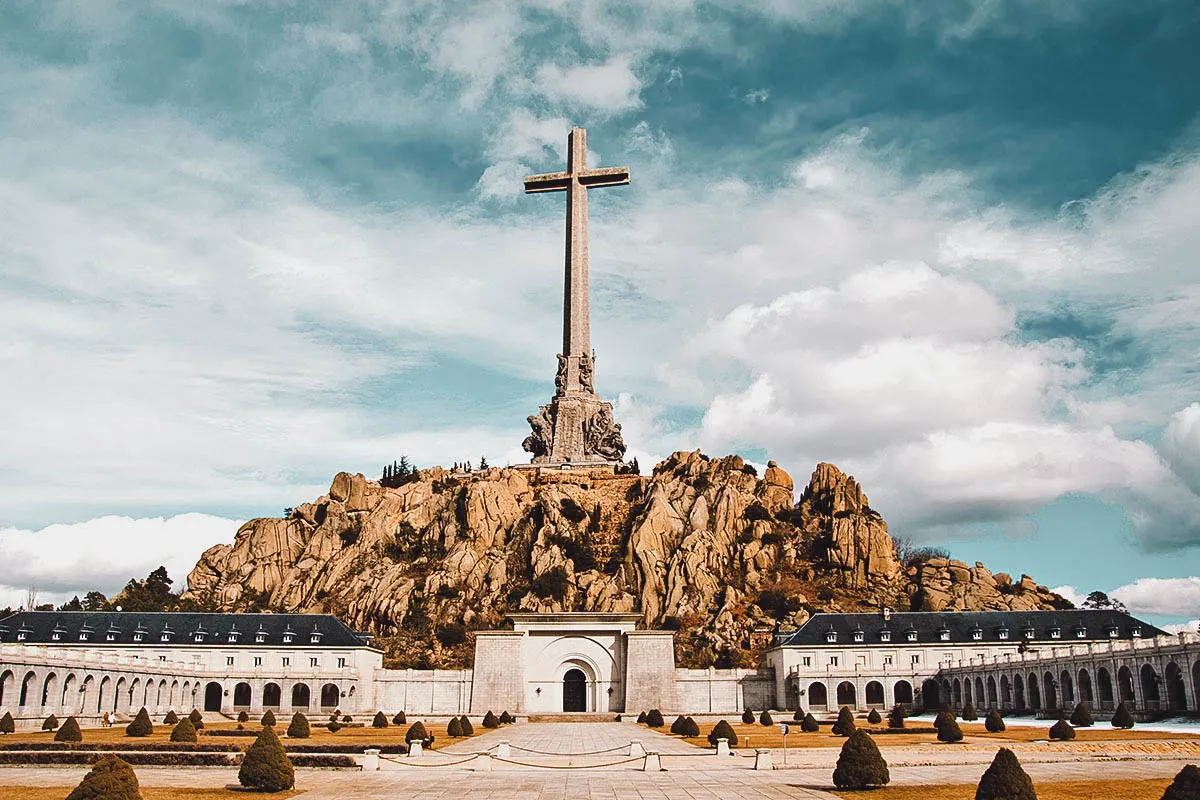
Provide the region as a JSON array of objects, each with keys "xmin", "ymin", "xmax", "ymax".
[
  {"xmin": 10, "ymin": 790, "xmax": 303, "ymax": 800},
  {"xmin": 828, "ymin": 778, "xmax": 1172, "ymax": 799},
  {"xmin": 677, "ymin": 720, "xmax": 1200, "ymax": 750},
  {"xmin": 2, "ymin": 719, "xmax": 479, "ymax": 750}
]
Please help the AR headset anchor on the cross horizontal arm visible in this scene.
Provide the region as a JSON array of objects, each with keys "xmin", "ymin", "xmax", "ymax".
[
  {"xmin": 524, "ymin": 172, "xmax": 570, "ymax": 193},
  {"xmin": 578, "ymin": 167, "xmax": 630, "ymax": 187}
]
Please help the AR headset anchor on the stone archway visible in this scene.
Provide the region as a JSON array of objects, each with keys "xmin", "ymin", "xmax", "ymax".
[
  {"xmin": 562, "ymin": 669, "xmax": 587, "ymax": 712},
  {"xmin": 808, "ymin": 681, "xmax": 828, "ymax": 710},
  {"xmin": 1098, "ymin": 668, "xmax": 1114, "ymax": 706},
  {"xmin": 1165, "ymin": 663, "xmax": 1186, "ymax": 711},
  {"xmin": 1027, "ymin": 674, "xmax": 1041, "ymax": 710},
  {"xmin": 1117, "ymin": 666, "xmax": 1135, "ymax": 703},
  {"xmin": 204, "ymin": 682, "xmax": 223, "ymax": 712},
  {"xmin": 233, "ymin": 683, "xmax": 252, "ymax": 708},
  {"xmin": 865, "ymin": 681, "xmax": 884, "ymax": 707},
  {"xmin": 263, "ymin": 683, "xmax": 281, "ymax": 709},
  {"xmin": 836, "ymin": 681, "xmax": 856, "ymax": 708},
  {"xmin": 1078, "ymin": 669, "xmax": 1093, "ymax": 704},
  {"xmin": 987, "ymin": 676, "xmax": 998, "ymax": 708},
  {"xmin": 894, "ymin": 680, "xmax": 913, "ymax": 706},
  {"xmin": 1140, "ymin": 664, "xmax": 1160, "ymax": 710},
  {"xmin": 1013, "ymin": 675, "xmax": 1025, "ymax": 711},
  {"xmin": 920, "ymin": 679, "xmax": 940, "ymax": 712},
  {"xmin": 291, "ymin": 683, "xmax": 310, "ymax": 710},
  {"xmin": 320, "ymin": 683, "xmax": 340, "ymax": 710}
]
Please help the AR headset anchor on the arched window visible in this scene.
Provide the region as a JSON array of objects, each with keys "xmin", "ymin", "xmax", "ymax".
[
  {"xmin": 1165, "ymin": 663, "xmax": 1187, "ymax": 711},
  {"xmin": 1013, "ymin": 676, "xmax": 1025, "ymax": 711},
  {"xmin": 233, "ymin": 682, "xmax": 252, "ymax": 708},
  {"xmin": 1042, "ymin": 672, "xmax": 1056, "ymax": 710},
  {"xmin": 0, "ymin": 670, "xmax": 13, "ymax": 707},
  {"xmin": 320, "ymin": 683, "xmax": 340, "ymax": 709},
  {"xmin": 1000, "ymin": 675, "xmax": 1011, "ymax": 708},
  {"xmin": 1027, "ymin": 674, "xmax": 1041, "ymax": 710},
  {"xmin": 865, "ymin": 681, "xmax": 884, "ymax": 707},
  {"xmin": 1140, "ymin": 664, "xmax": 1161, "ymax": 709},
  {"xmin": 41, "ymin": 673, "xmax": 58, "ymax": 708},
  {"xmin": 114, "ymin": 677, "xmax": 126, "ymax": 712},
  {"xmin": 263, "ymin": 683, "xmax": 281, "ymax": 708},
  {"xmin": 836, "ymin": 681, "xmax": 856, "ymax": 708},
  {"xmin": 805, "ymin": 681, "xmax": 826, "ymax": 710},
  {"xmin": 952, "ymin": 679, "xmax": 962, "ymax": 708},
  {"xmin": 97, "ymin": 676, "xmax": 111, "ymax": 713},
  {"xmin": 987, "ymin": 676, "xmax": 998, "ymax": 707},
  {"xmin": 963, "ymin": 678, "xmax": 972, "ymax": 705},
  {"xmin": 974, "ymin": 678, "xmax": 985, "ymax": 706},
  {"xmin": 1078, "ymin": 669, "xmax": 1093, "ymax": 703},
  {"xmin": 204, "ymin": 682, "xmax": 223, "ymax": 712},
  {"xmin": 1098, "ymin": 668, "xmax": 1114, "ymax": 704},
  {"xmin": 920, "ymin": 679, "xmax": 940, "ymax": 712},
  {"xmin": 19, "ymin": 672, "xmax": 36, "ymax": 707},
  {"xmin": 292, "ymin": 683, "xmax": 311, "ymax": 709},
  {"xmin": 1059, "ymin": 671, "xmax": 1074, "ymax": 704},
  {"xmin": 61, "ymin": 674, "xmax": 77, "ymax": 713},
  {"xmin": 893, "ymin": 680, "xmax": 913, "ymax": 706}
]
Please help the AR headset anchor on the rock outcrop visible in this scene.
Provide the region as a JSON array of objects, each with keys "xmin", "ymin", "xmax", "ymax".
[{"xmin": 185, "ymin": 452, "xmax": 1066, "ymax": 668}]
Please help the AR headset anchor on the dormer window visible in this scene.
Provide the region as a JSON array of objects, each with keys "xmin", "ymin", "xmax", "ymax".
[
  {"xmin": 161, "ymin": 632, "xmax": 171, "ymax": 642},
  {"xmin": 1107, "ymin": 625, "xmax": 1120, "ymax": 638},
  {"xmin": 1073, "ymin": 625, "xmax": 1087, "ymax": 639},
  {"xmin": 970, "ymin": 626, "xmax": 983, "ymax": 641},
  {"xmin": 283, "ymin": 633, "xmax": 294, "ymax": 644},
  {"xmin": 906, "ymin": 629, "xmax": 918, "ymax": 642},
  {"xmin": 1022, "ymin": 626, "xmax": 1036, "ymax": 640},
  {"xmin": 825, "ymin": 630, "xmax": 837, "ymax": 643},
  {"xmin": 310, "ymin": 633, "xmax": 322, "ymax": 644},
  {"xmin": 255, "ymin": 632, "xmax": 266, "ymax": 643},
  {"xmin": 133, "ymin": 632, "xmax": 143, "ymax": 642},
  {"xmin": 1049, "ymin": 627, "xmax": 1061, "ymax": 639},
  {"xmin": 106, "ymin": 633, "xmax": 116, "ymax": 641},
  {"xmin": 879, "ymin": 630, "xmax": 891, "ymax": 642},
  {"xmin": 17, "ymin": 632, "xmax": 27, "ymax": 641},
  {"xmin": 51, "ymin": 631, "xmax": 60, "ymax": 641},
  {"xmin": 853, "ymin": 630, "xmax": 864, "ymax": 643},
  {"xmin": 996, "ymin": 627, "xmax": 1009, "ymax": 640},
  {"xmin": 938, "ymin": 628, "xmax": 951, "ymax": 642},
  {"xmin": 78, "ymin": 630, "xmax": 90, "ymax": 642},
  {"xmin": 1131, "ymin": 626, "xmax": 1142, "ymax": 638},
  {"xmin": 194, "ymin": 629, "xmax": 206, "ymax": 643},
  {"xmin": 228, "ymin": 631, "xmax": 239, "ymax": 643}
]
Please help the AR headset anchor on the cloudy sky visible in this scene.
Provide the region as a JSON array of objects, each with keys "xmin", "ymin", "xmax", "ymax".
[{"xmin": 1, "ymin": 1, "xmax": 1198, "ymax": 630}]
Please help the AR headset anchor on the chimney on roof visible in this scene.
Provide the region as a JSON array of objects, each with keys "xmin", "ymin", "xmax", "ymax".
[{"xmin": 882, "ymin": 607, "xmax": 892, "ymax": 622}]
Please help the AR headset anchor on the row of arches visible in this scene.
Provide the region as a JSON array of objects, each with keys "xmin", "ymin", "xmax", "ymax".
[
  {"xmin": 934, "ymin": 659, "xmax": 1197, "ymax": 713},
  {"xmin": 806, "ymin": 679, "xmax": 914, "ymax": 710},
  {"xmin": 0, "ymin": 670, "xmax": 349, "ymax": 716}
]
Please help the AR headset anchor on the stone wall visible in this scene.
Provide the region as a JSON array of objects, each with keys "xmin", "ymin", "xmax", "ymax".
[
  {"xmin": 371, "ymin": 668, "xmax": 473, "ymax": 715},
  {"xmin": 469, "ymin": 632, "xmax": 524, "ymax": 714},
  {"xmin": 673, "ymin": 667, "xmax": 775, "ymax": 714}
]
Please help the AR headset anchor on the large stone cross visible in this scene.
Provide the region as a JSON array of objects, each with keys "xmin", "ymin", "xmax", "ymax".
[{"xmin": 525, "ymin": 127, "xmax": 629, "ymax": 393}]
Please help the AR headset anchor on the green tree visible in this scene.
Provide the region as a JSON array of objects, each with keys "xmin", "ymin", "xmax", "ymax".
[
  {"xmin": 887, "ymin": 705, "xmax": 906, "ymax": 729},
  {"xmin": 1111, "ymin": 702, "xmax": 1135, "ymax": 729},
  {"xmin": 646, "ymin": 709, "xmax": 665, "ymax": 728},
  {"xmin": 58, "ymin": 596, "xmax": 84, "ymax": 611},
  {"xmin": 962, "ymin": 701, "xmax": 978, "ymax": 721},
  {"xmin": 867, "ymin": 708, "xmax": 882, "ymax": 724},
  {"xmin": 984, "ymin": 709, "xmax": 1006, "ymax": 733},
  {"xmin": 169, "ymin": 718, "xmax": 198, "ymax": 743},
  {"xmin": 483, "ymin": 711, "xmax": 500, "ymax": 729},
  {"xmin": 42, "ymin": 714, "xmax": 59, "ymax": 731},
  {"xmin": 405, "ymin": 721, "xmax": 430, "ymax": 742},
  {"xmin": 460, "ymin": 716, "xmax": 474, "ymax": 735},
  {"xmin": 0, "ymin": 712, "xmax": 14, "ymax": 734},
  {"xmin": 82, "ymin": 591, "xmax": 109, "ymax": 611},
  {"xmin": 56, "ymin": 717, "xmax": 83, "ymax": 742},
  {"xmin": 65, "ymin": 754, "xmax": 141, "ymax": 800},
  {"xmin": 238, "ymin": 725, "xmax": 294, "ymax": 792},
  {"xmin": 975, "ymin": 747, "xmax": 1036, "ymax": 800},
  {"xmin": 1161, "ymin": 764, "xmax": 1200, "ymax": 800},
  {"xmin": 162, "ymin": 711, "xmax": 178, "ymax": 725},
  {"xmin": 1069, "ymin": 702, "xmax": 1094, "ymax": 727},
  {"xmin": 286, "ymin": 713, "xmax": 310, "ymax": 739},
  {"xmin": 801, "ymin": 712, "xmax": 820, "ymax": 733},
  {"xmin": 392, "ymin": 711, "xmax": 407, "ymax": 725},
  {"xmin": 372, "ymin": 711, "xmax": 388, "ymax": 728},
  {"xmin": 261, "ymin": 710, "xmax": 276, "ymax": 727},
  {"xmin": 188, "ymin": 709, "xmax": 204, "ymax": 730},
  {"xmin": 759, "ymin": 710, "xmax": 773, "ymax": 726},
  {"xmin": 741, "ymin": 708, "xmax": 755, "ymax": 724},
  {"xmin": 938, "ymin": 715, "xmax": 964, "ymax": 743},
  {"xmin": 1049, "ymin": 719, "xmax": 1075, "ymax": 740},
  {"xmin": 1082, "ymin": 590, "xmax": 1127, "ymax": 612},
  {"xmin": 832, "ymin": 706, "xmax": 856, "ymax": 737},
  {"xmin": 832, "ymin": 729, "xmax": 890, "ymax": 789},
  {"xmin": 707, "ymin": 719, "xmax": 738, "ymax": 748},
  {"xmin": 125, "ymin": 708, "xmax": 153, "ymax": 737}
]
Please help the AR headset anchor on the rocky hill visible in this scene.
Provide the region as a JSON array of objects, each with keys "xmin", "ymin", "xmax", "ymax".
[{"xmin": 184, "ymin": 451, "xmax": 1067, "ymax": 668}]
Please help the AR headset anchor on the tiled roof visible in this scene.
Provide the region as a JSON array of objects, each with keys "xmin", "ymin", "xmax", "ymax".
[
  {"xmin": 779, "ymin": 610, "xmax": 1168, "ymax": 647},
  {"xmin": 0, "ymin": 612, "xmax": 373, "ymax": 648}
]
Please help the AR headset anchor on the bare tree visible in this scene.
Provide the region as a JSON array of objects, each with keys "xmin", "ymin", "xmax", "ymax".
[{"xmin": 25, "ymin": 586, "xmax": 37, "ymax": 612}]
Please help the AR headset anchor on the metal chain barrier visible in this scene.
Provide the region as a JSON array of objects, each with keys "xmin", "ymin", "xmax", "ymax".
[
  {"xmin": 506, "ymin": 743, "xmax": 628, "ymax": 756},
  {"xmin": 491, "ymin": 755, "xmax": 645, "ymax": 769},
  {"xmin": 378, "ymin": 753, "xmax": 482, "ymax": 768}
]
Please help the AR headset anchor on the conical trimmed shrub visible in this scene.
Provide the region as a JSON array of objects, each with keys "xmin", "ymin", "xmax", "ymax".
[
  {"xmin": 793, "ymin": 708, "xmax": 805, "ymax": 721},
  {"xmin": 0, "ymin": 712, "xmax": 14, "ymax": 734},
  {"xmin": 169, "ymin": 718, "xmax": 197, "ymax": 743},
  {"xmin": 934, "ymin": 709, "xmax": 954, "ymax": 732},
  {"xmin": 372, "ymin": 711, "xmax": 388, "ymax": 729},
  {"xmin": 125, "ymin": 708, "xmax": 153, "ymax": 737},
  {"xmin": 707, "ymin": 719, "xmax": 737, "ymax": 748},
  {"xmin": 261, "ymin": 710, "xmax": 276, "ymax": 727},
  {"xmin": 670, "ymin": 715, "xmax": 687, "ymax": 734},
  {"xmin": 832, "ymin": 706, "xmax": 856, "ymax": 737},
  {"xmin": 985, "ymin": 709, "xmax": 1006, "ymax": 733},
  {"xmin": 888, "ymin": 705, "xmax": 905, "ymax": 729},
  {"xmin": 238, "ymin": 724, "xmax": 294, "ymax": 792},
  {"xmin": 162, "ymin": 711, "xmax": 178, "ymax": 725},
  {"xmin": 499, "ymin": 710, "xmax": 513, "ymax": 724},
  {"xmin": 1161, "ymin": 764, "xmax": 1200, "ymax": 800},
  {"xmin": 405, "ymin": 721, "xmax": 429, "ymax": 742},
  {"xmin": 1111, "ymin": 702, "xmax": 1135, "ymax": 729},
  {"xmin": 237, "ymin": 711, "xmax": 249, "ymax": 723},
  {"xmin": 867, "ymin": 708, "xmax": 882, "ymax": 724},
  {"xmin": 759, "ymin": 710, "xmax": 773, "ymax": 726},
  {"xmin": 65, "ymin": 753, "xmax": 141, "ymax": 800},
  {"xmin": 42, "ymin": 714, "xmax": 59, "ymax": 731},
  {"xmin": 393, "ymin": 711, "xmax": 406, "ymax": 725},
  {"xmin": 1049, "ymin": 719, "xmax": 1075, "ymax": 740},
  {"xmin": 1070, "ymin": 703, "xmax": 1094, "ymax": 727},
  {"xmin": 483, "ymin": 711, "xmax": 500, "ymax": 729},
  {"xmin": 188, "ymin": 709, "xmax": 204, "ymax": 730},
  {"xmin": 55, "ymin": 717, "xmax": 83, "ymax": 742},
  {"xmin": 801, "ymin": 712, "xmax": 820, "ymax": 733},
  {"xmin": 938, "ymin": 715, "xmax": 964, "ymax": 743},
  {"xmin": 460, "ymin": 716, "xmax": 474, "ymax": 735},
  {"xmin": 832, "ymin": 729, "xmax": 890, "ymax": 789},
  {"xmin": 682, "ymin": 716, "xmax": 700, "ymax": 737},
  {"xmin": 286, "ymin": 713, "xmax": 310, "ymax": 739},
  {"xmin": 646, "ymin": 709, "xmax": 664, "ymax": 728},
  {"xmin": 636, "ymin": 711, "xmax": 647, "ymax": 724},
  {"xmin": 975, "ymin": 747, "xmax": 1036, "ymax": 800},
  {"xmin": 447, "ymin": 716, "xmax": 463, "ymax": 737},
  {"xmin": 742, "ymin": 708, "xmax": 755, "ymax": 725},
  {"xmin": 962, "ymin": 702, "xmax": 978, "ymax": 721}
]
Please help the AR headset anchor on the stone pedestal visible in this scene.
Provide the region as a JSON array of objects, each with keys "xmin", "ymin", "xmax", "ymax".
[
  {"xmin": 521, "ymin": 389, "xmax": 625, "ymax": 468},
  {"xmin": 754, "ymin": 748, "xmax": 773, "ymax": 770},
  {"xmin": 363, "ymin": 748, "xmax": 380, "ymax": 771}
]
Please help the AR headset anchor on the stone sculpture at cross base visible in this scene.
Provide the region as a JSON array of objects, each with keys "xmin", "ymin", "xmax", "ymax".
[{"xmin": 520, "ymin": 126, "xmax": 629, "ymax": 468}]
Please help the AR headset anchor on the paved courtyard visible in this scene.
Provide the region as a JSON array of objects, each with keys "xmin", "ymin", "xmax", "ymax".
[{"xmin": 0, "ymin": 721, "xmax": 1196, "ymax": 799}]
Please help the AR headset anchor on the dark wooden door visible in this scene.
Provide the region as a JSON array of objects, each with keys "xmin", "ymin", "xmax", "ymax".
[{"xmin": 563, "ymin": 669, "xmax": 586, "ymax": 712}]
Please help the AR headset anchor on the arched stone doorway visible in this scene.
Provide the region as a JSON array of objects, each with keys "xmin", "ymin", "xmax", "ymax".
[
  {"xmin": 562, "ymin": 669, "xmax": 587, "ymax": 712},
  {"xmin": 1027, "ymin": 674, "xmax": 1041, "ymax": 710},
  {"xmin": 1059, "ymin": 671, "xmax": 1074, "ymax": 705},
  {"xmin": 1117, "ymin": 666, "xmax": 1135, "ymax": 703},
  {"xmin": 263, "ymin": 683, "xmax": 281, "ymax": 708},
  {"xmin": 320, "ymin": 683, "xmax": 340, "ymax": 710},
  {"xmin": 894, "ymin": 680, "xmax": 913, "ymax": 706},
  {"xmin": 1078, "ymin": 669, "xmax": 1093, "ymax": 704},
  {"xmin": 291, "ymin": 683, "xmax": 310, "ymax": 710},
  {"xmin": 1165, "ymin": 663, "xmax": 1187, "ymax": 711},
  {"xmin": 1013, "ymin": 675, "xmax": 1025, "ymax": 711},
  {"xmin": 1098, "ymin": 668, "xmax": 1114, "ymax": 706},
  {"xmin": 1140, "ymin": 664, "xmax": 1160, "ymax": 710},
  {"xmin": 1042, "ymin": 672, "xmax": 1056, "ymax": 710},
  {"xmin": 952, "ymin": 679, "xmax": 962, "ymax": 708},
  {"xmin": 920, "ymin": 679, "xmax": 940, "ymax": 712},
  {"xmin": 19, "ymin": 672, "xmax": 36, "ymax": 707},
  {"xmin": 233, "ymin": 683, "xmax": 252, "ymax": 708},
  {"xmin": 865, "ymin": 681, "xmax": 884, "ymax": 707},
  {"xmin": 204, "ymin": 682, "xmax": 223, "ymax": 712},
  {"xmin": 808, "ymin": 682, "xmax": 828, "ymax": 710},
  {"xmin": 836, "ymin": 681, "xmax": 856, "ymax": 708}
]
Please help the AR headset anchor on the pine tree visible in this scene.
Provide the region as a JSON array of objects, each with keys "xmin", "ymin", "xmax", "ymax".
[
  {"xmin": 65, "ymin": 754, "xmax": 141, "ymax": 800},
  {"xmin": 286, "ymin": 713, "xmax": 310, "ymax": 739},
  {"xmin": 938, "ymin": 715, "xmax": 964, "ymax": 743},
  {"xmin": 393, "ymin": 711, "xmax": 407, "ymax": 725},
  {"xmin": 682, "ymin": 717, "xmax": 700, "ymax": 737},
  {"xmin": 759, "ymin": 709, "xmax": 774, "ymax": 726},
  {"xmin": 372, "ymin": 711, "xmax": 388, "ymax": 728},
  {"xmin": 55, "ymin": 717, "xmax": 83, "ymax": 742},
  {"xmin": 934, "ymin": 709, "xmax": 955, "ymax": 732},
  {"xmin": 483, "ymin": 711, "xmax": 500, "ymax": 729},
  {"xmin": 887, "ymin": 705, "xmax": 906, "ymax": 729},
  {"xmin": 169, "ymin": 718, "xmax": 198, "ymax": 743},
  {"xmin": 125, "ymin": 708, "xmax": 153, "ymax": 737},
  {"xmin": 833, "ymin": 706, "xmax": 856, "ymax": 736},
  {"xmin": 460, "ymin": 716, "xmax": 474, "ymax": 735},
  {"xmin": 499, "ymin": 711, "xmax": 513, "ymax": 724},
  {"xmin": 162, "ymin": 711, "xmax": 178, "ymax": 725},
  {"xmin": 801, "ymin": 712, "xmax": 820, "ymax": 733},
  {"xmin": 985, "ymin": 709, "xmax": 1006, "ymax": 733},
  {"xmin": 238, "ymin": 725, "xmax": 294, "ymax": 792},
  {"xmin": 793, "ymin": 708, "xmax": 805, "ymax": 721},
  {"xmin": 637, "ymin": 711, "xmax": 647, "ymax": 724},
  {"xmin": 670, "ymin": 715, "xmax": 687, "ymax": 734},
  {"xmin": 867, "ymin": 708, "xmax": 882, "ymax": 724},
  {"xmin": 741, "ymin": 708, "xmax": 755, "ymax": 724},
  {"xmin": 975, "ymin": 747, "xmax": 1037, "ymax": 800},
  {"xmin": 832, "ymin": 729, "xmax": 891, "ymax": 789},
  {"xmin": 1070, "ymin": 702, "xmax": 1094, "ymax": 727},
  {"xmin": 707, "ymin": 719, "xmax": 738, "ymax": 748},
  {"xmin": 1161, "ymin": 764, "xmax": 1200, "ymax": 800},
  {"xmin": 1049, "ymin": 719, "xmax": 1075, "ymax": 740},
  {"xmin": 1111, "ymin": 702, "xmax": 1135, "ymax": 729}
]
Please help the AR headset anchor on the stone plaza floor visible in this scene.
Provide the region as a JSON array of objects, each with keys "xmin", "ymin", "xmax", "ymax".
[{"xmin": 0, "ymin": 720, "xmax": 1196, "ymax": 799}]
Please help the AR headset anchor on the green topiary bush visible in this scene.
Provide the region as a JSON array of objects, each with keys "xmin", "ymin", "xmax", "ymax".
[
  {"xmin": 742, "ymin": 708, "xmax": 755, "ymax": 725},
  {"xmin": 393, "ymin": 711, "xmax": 407, "ymax": 725},
  {"xmin": 682, "ymin": 717, "xmax": 700, "ymax": 737},
  {"xmin": 56, "ymin": 717, "xmax": 83, "ymax": 743},
  {"xmin": 42, "ymin": 714, "xmax": 59, "ymax": 731},
  {"xmin": 65, "ymin": 753, "xmax": 141, "ymax": 800},
  {"xmin": 237, "ymin": 711, "xmax": 249, "ymax": 723},
  {"xmin": 483, "ymin": 711, "xmax": 500, "ymax": 729},
  {"xmin": 801, "ymin": 713, "xmax": 820, "ymax": 733},
  {"xmin": 985, "ymin": 709, "xmax": 1006, "ymax": 733},
  {"xmin": 938, "ymin": 715, "xmax": 964, "ymax": 743},
  {"xmin": 1070, "ymin": 702, "xmax": 1094, "ymax": 727},
  {"xmin": 646, "ymin": 709, "xmax": 664, "ymax": 728},
  {"xmin": 759, "ymin": 710, "xmax": 773, "ymax": 726},
  {"xmin": 670, "ymin": 716, "xmax": 688, "ymax": 735},
  {"xmin": 707, "ymin": 719, "xmax": 738, "ymax": 748},
  {"xmin": 867, "ymin": 708, "xmax": 882, "ymax": 724},
  {"xmin": 887, "ymin": 705, "xmax": 906, "ymax": 729},
  {"xmin": 934, "ymin": 709, "xmax": 954, "ymax": 732},
  {"xmin": 975, "ymin": 747, "xmax": 1036, "ymax": 800},
  {"xmin": 238, "ymin": 724, "xmax": 294, "ymax": 792},
  {"xmin": 636, "ymin": 711, "xmax": 647, "ymax": 724},
  {"xmin": 405, "ymin": 721, "xmax": 429, "ymax": 742},
  {"xmin": 499, "ymin": 710, "xmax": 513, "ymax": 724},
  {"xmin": 125, "ymin": 708, "xmax": 153, "ymax": 737},
  {"xmin": 832, "ymin": 706, "xmax": 856, "ymax": 737},
  {"xmin": 0, "ymin": 712, "xmax": 14, "ymax": 734},
  {"xmin": 162, "ymin": 711, "xmax": 178, "ymax": 725},
  {"xmin": 169, "ymin": 718, "xmax": 198, "ymax": 744},
  {"xmin": 962, "ymin": 702, "xmax": 978, "ymax": 721},
  {"xmin": 188, "ymin": 709, "xmax": 204, "ymax": 730},
  {"xmin": 372, "ymin": 711, "xmax": 388, "ymax": 729},
  {"xmin": 1049, "ymin": 719, "xmax": 1075, "ymax": 740},
  {"xmin": 1161, "ymin": 764, "xmax": 1200, "ymax": 800},
  {"xmin": 459, "ymin": 716, "xmax": 474, "ymax": 735},
  {"xmin": 261, "ymin": 710, "xmax": 276, "ymax": 727},
  {"xmin": 1111, "ymin": 701, "xmax": 1135, "ymax": 729},
  {"xmin": 286, "ymin": 713, "xmax": 310, "ymax": 739},
  {"xmin": 832, "ymin": 729, "xmax": 890, "ymax": 789},
  {"xmin": 793, "ymin": 708, "xmax": 805, "ymax": 721}
]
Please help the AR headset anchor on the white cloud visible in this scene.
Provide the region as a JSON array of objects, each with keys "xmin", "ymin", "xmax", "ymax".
[
  {"xmin": 1161, "ymin": 403, "xmax": 1200, "ymax": 495},
  {"xmin": 1111, "ymin": 576, "xmax": 1200, "ymax": 618},
  {"xmin": 533, "ymin": 55, "xmax": 643, "ymax": 113},
  {"xmin": 1051, "ymin": 585, "xmax": 1086, "ymax": 608},
  {"xmin": 1162, "ymin": 619, "xmax": 1200, "ymax": 635},
  {"xmin": 0, "ymin": 515, "xmax": 240, "ymax": 609}
]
